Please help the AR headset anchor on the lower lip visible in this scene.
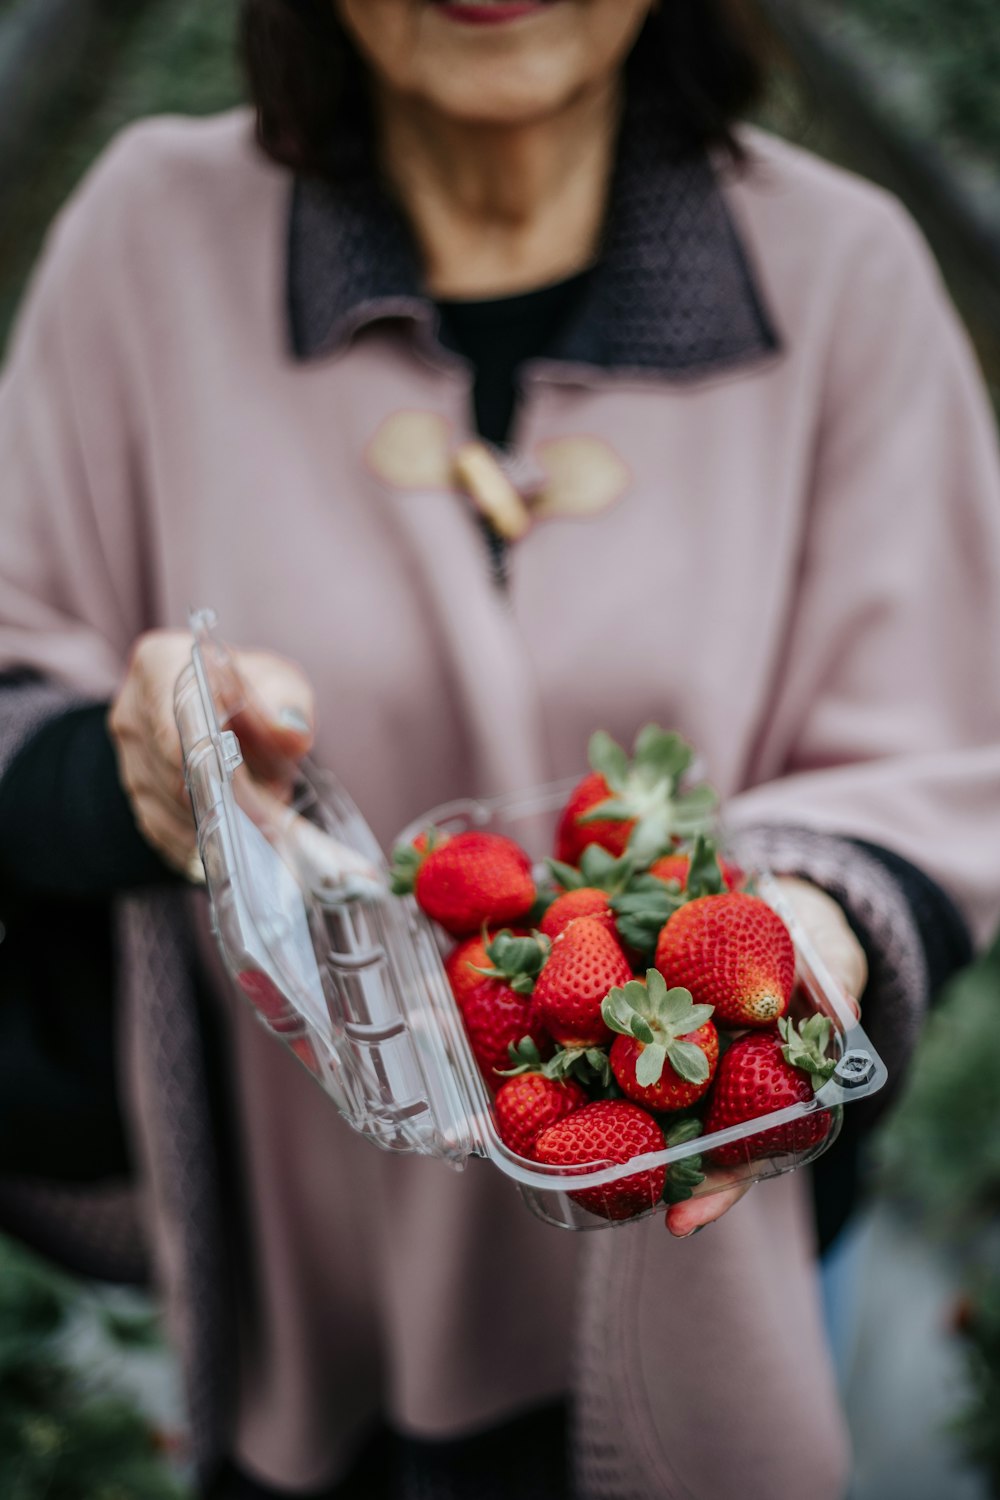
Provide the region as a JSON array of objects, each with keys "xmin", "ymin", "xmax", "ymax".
[{"xmin": 432, "ymin": 2, "xmax": 554, "ymax": 25}]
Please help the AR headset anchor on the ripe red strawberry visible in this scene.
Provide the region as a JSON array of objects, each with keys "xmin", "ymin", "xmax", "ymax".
[
  {"xmin": 531, "ymin": 917, "xmax": 633, "ymax": 1048},
  {"xmin": 460, "ymin": 930, "xmax": 552, "ymax": 1089},
  {"xmin": 463, "ymin": 982, "xmax": 551, "ymax": 1091},
  {"xmin": 493, "ymin": 1073, "xmax": 588, "ymax": 1159},
  {"xmin": 602, "ymin": 969, "xmax": 718, "ymax": 1111},
  {"xmin": 533, "ymin": 1100, "xmax": 666, "ymax": 1221},
  {"xmin": 554, "ymin": 726, "xmax": 715, "ymax": 867},
  {"xmin": 444, "ymin": 933, "xmax": 494, "ymax": 1013},
  {"xmin": 654, "ymin": 892, "xmax": 795, "ymax": 1028},
  {"xmin": 649, "ymin": 853, "xmax": 744, "ymax": 892},
  {"xmin": 705, "ymin": 1016, "xmax": 837, "ymax": 1164},
  {"xmin": 392, "ymin": 830, "xmax": 535, "ymax": 937},
  {"xmin": 555, "ymin": 771, "xmax": 633, "ymax": 865},
  {"xmin": 237, "ymin": 970, "xmax": 290, "ymax": 1026},
  {"xmin": 540, "ymin": 887, "xmax": 616, "ymax": 943},
  {"xmin": 288, "ymin": 1034, "xmax": 321, "ymax": 1077}
]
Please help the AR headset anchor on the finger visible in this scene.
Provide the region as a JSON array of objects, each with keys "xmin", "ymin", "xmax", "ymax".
[{"xmin": 665, "ymin": 1179, "xmax": 754, "ymax": 1239}]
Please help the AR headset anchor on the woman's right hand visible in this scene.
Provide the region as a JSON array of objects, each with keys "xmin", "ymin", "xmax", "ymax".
[{"xmin": 108, "ymin": 629, "xmax": 315, "ymax": 877}]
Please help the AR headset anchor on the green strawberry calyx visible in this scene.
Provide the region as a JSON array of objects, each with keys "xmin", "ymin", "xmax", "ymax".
[
  {"xmin": 389, "ymin": 826, "xmax": 444, "ymax": 894},
  {"xmin": 601, "ymin": 969, "xmax": 715, "ymax": 1088},
  {"xmin": 778, "ymin": 1015, "xmax": 837, "ymax": 1088},
  {"xmin": 472, "ymin": 929, "xmax": 551, "ymax": 997},
  {"xmin": 498, "ymin": 1036, "xmax": 612, "ymax": 1089},
  {"xmin": 611, "ymin": 834, "xmax": 729, "ymax": 962},
  {"xmin": 582, "ymin": 725, "xmax": 718, "ymax": 864},
  {"xmin": 662, "ymin": 1118, "xmax": 707, "ymax": 1203},
  {"xmin": 546, "ymin": 844, "xmax": 637, "ymax": 899}
]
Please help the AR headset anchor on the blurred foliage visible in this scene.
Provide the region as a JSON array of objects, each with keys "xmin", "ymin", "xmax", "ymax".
[
  {"xmin": 953, "ymin": 1265, "xmax": 1000, "ymax": 1497},
  {"xmin": 877, "ymin": 935, "xmax": 1000, "ymax": 1230},
  {"xmin": 0, "ymin": 1235, "xmax": 186, "ymax": 1500},
  {"xmin": 0, "ymin": 0, "xmax": 241, "ymax": 340},
  {"xmin": 833, "ymin": 0, "xmax": 1000, "ymax": 162},
  {"xmin": 876, "ymin": 932, "xmax": 1000, "ymax": 1492}
]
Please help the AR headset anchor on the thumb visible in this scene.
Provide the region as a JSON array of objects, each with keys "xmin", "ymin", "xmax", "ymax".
[{"xmin": 228, "ymin": 650, "xmax": 315, "ymax": 783}]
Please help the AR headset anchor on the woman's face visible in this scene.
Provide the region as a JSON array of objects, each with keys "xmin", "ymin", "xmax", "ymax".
[{"xmin": 334, "ymin": 0, "xmax": 654, "ymax": 126}]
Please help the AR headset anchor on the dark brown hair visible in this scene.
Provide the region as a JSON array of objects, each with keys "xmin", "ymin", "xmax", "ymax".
[{"xmin": 241, "ymin": 1, "xmax": 770, "ymax": 178}]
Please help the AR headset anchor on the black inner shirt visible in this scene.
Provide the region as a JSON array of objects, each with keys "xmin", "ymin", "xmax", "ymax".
[{"xmin": 436, "ymin": 268, "xmax": 593, "ymax": 448}]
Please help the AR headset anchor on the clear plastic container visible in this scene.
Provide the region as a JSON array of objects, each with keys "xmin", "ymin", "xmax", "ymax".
[{"xmin": 176, "ymin": 612, "xmax": 888, "ymax": 1230}]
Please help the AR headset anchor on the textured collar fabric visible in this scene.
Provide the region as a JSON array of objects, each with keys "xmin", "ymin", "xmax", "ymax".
[{"xmin": 287, "ymin": 104, "xmax": 780, "ymax": 378}]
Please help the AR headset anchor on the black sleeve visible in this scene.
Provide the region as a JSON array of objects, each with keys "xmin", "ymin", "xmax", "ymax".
[
  {"xmin": 0, "ymin": 703, "xmax": 176, "ymax": 899},
  {"xmin": 811, "ymin": 837, "xmax": 972, "ymax": 1253}
]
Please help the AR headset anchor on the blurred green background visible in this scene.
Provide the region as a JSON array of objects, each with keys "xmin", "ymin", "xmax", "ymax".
[{"xmin": 0, "ymin": 1, "xmax": 998, "ymax": 1496}]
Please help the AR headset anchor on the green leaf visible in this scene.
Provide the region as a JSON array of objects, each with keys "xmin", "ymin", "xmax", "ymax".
[
  {"xmin": 626, "ymin": 805, "xmax": 676, "ymax": 865},
  {"xmin": 487, "ymin": 931, "xmax": 549, "ymax": 983},
  {"xmin": 654, "ymin": 984, "xmax": 697, "ymax": 1031},
  {"xmin": 579, "ymin": 795, "xmax": 632, "ymax": 826},
  {"xmin": 665, "ymin": 1117, "xmax": 704, "ymax": 1147},
  {"xmin": 684, "ymin": 834, "xmax": 727, "ymax": 899},
  {"xmin": 601, "ymin": 987, "xmax": 635, "ymax": 1036},
  {"xmin": 498, "ymin": 1036, "xmax": 546, "ymax": 1076},
  {"xmin": 629, "ymin": 1014, "xmax": 656, "ymax": 1046},
  {"xmin": 588, "ymin": 730, "xmax": 629, "ymax": 792},
  {"xmin": 584, "ymin": 1048, "xmax": 613, "ymax": 1088},
  {"xmin": 389, "ymin": 842, "xmax": 423, "ymax": 895},
  {"xmin": 633, "ymin": 726, "xmax": 694, "ymax": 787},
  {"xmin": 663, "ymin": 1152, "xmax": 705, "ymax": 1202},
  {"xmin": 778, "ymin": 1015, "xmax": 836, "ymax": 1084},
  {"xmin": 670, "ymin": 784, "xmax": 718, "ymax": 835},
  {"xmin": 635, "ymin": 1042, "xmax": 669, "ymax": 1088},
  {"xmin": 578, "ymin": 845, "xmax": 636, "ymax": 895},
  {"xmin": 546, "ymin": 857, "xmax": 585, "ymax": 892},
  {"xmin": 612, "ymin": 886, "xmax": 676, "ymax": 927},
  {"xmin": 644, "ymin": 967, "xmax": 668, "ymax": 1005},
  {"xmin": 665, "ymin": 1040, "xmax": 711, "ymax": 1084}
]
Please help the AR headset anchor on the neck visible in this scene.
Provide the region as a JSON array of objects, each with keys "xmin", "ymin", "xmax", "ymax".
[{"xmin": 375, "ymin": 83, "xmax": 621, "ymax": 298}]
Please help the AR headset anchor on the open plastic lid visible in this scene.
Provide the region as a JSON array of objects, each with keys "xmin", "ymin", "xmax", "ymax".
[{"xmin": 175, "ymin": 609, "xmax": 485, "ymax": 1166}]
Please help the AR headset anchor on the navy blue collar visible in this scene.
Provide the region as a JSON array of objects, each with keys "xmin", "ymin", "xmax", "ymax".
[{"xmin": 287, "ymin": 107, "xmax": 779, "ymax": 378}]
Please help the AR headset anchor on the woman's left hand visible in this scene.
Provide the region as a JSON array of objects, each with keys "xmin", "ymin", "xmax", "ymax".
[{"xmin": 664, "ymin": 876, "xmax": 867, "ymax": 1237}]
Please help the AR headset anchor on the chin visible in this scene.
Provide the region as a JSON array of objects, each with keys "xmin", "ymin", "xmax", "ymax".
[{"xmin": 409, "ymin": 55, "xmax": 592, "ymax": 127}]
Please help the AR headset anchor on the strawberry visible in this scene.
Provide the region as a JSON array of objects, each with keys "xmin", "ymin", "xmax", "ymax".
[
  {"xmin": 654, "ymin": 892, "xmax": 795, "ymax": 1028},
  {"xmin": 555, "ymin": 771, "xmax": 633, "ymax": 865},
  {"xmin": 288, "ymin": 1034, "xmax": 321, "ymax": 1077},
  {"xmin": 533, "ymin": 1099, "xmax": 666, "ymax": 1221},
  {"xmin": 392, "ymin": 829, "xmax": 536, "ymax": 937},
  {"xmin": 461, "ymin": 931, "xmax": 551, "ymax": 1090},
  {"xmin": 540, "ymin": 887, "xmax": 616, "ymax": 942},
  {"xmin": 494, "ymin": 1072, "xmax": 588, "ymax": 1159},
  {"xmin": 237, "ymin": 970, "xmax": 291, "ymax": 1027},
  {"xmin": 444, "ymin": 933, "xmax": 496, "ymax": 1013},
  {"xmin": 531, "ymin": 916, "xmax": 632, "ymax": 1048},
  {"xmin": 705, "ymin": 1016, "xmax": 837, "ymax": 1164},
  {"xmin": 602, "ymin": 969, "xmax": 718, "ymax": 1111},
  {"xmin": 554, "ymin": 725, "xmax": 716, "ymax": 867}
]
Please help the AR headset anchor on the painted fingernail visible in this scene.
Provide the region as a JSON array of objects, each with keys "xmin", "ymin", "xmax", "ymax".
[{"xmin": 277, "ymin": 706, "xmax": 310, "ymax": 733}]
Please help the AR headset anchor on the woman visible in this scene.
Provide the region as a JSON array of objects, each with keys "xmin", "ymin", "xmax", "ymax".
[{"xmin": 1, "ymin": 1, "xmax": 998, "ymax": 1495}]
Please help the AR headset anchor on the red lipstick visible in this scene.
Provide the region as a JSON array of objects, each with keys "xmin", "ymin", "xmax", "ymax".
[{"xmin": 432, "ymin": 2, "xmax": 554, "ymax": 25}]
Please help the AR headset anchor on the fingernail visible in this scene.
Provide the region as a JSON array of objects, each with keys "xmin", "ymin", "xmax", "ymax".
[{"xmin": 277, "ymin": 706, "xmax": 310, "ymax": 734}]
